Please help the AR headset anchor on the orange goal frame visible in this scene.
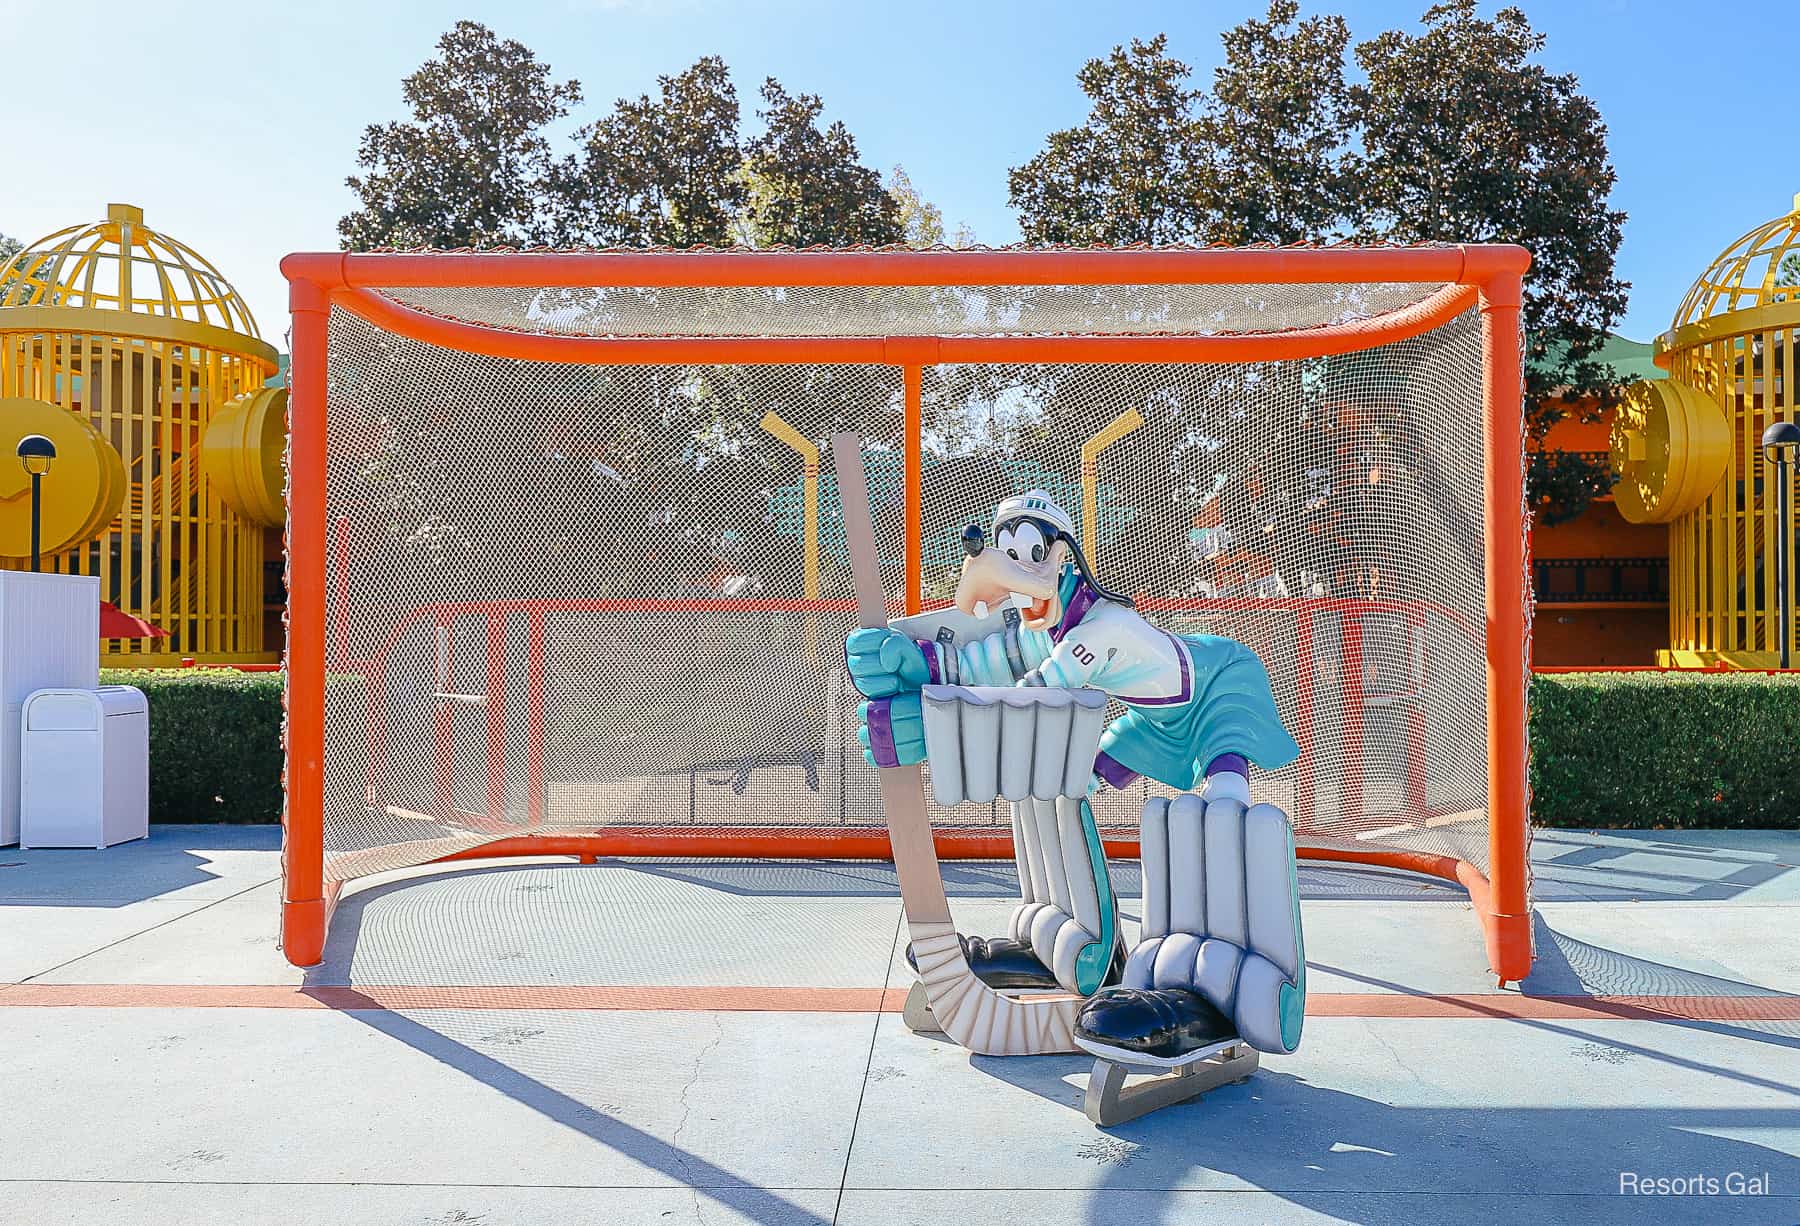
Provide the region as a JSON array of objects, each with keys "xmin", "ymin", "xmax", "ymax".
[{"xmin": 280, "ymin": 245, "xmax": 1533, "ymax": 984}]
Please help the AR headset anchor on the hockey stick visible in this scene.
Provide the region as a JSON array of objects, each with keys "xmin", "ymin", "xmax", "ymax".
[{"xmin": 830, "ymin": 433, "xmax": 1083, "ymax": 1056}]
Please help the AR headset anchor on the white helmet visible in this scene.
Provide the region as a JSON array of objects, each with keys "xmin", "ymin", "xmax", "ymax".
[{"xmin": 993, "ymin": 490, "xmax": 1076, "ymax": 540}]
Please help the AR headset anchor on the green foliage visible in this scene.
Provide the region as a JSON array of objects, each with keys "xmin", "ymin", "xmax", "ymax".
[
  {"xmin": 1351, "ymin": 0, "xmax": 1626, "ymax": 516},
  {"xmin": 1531, "ymin": 672, "xmax": 1800, "ymax": 829},
  {"xmin": 1528, "ymin": 448, "xmax": 1618, "ymax": 527},
  {"xmin": 739, "ymin": 79, "xmax": 902, "ymax": 248},
  {"xmin": 100, "ymin": 669, "xmax": 283, "ymax": 823},
  {"xmin": 1196, "ymin": 2, "xmax": 1354, "ymax": 245},
  {"xmin": 1007, "ymin": 35, "xmax": 1208, "ymax": 245},
  {"xmin": 0, "ymin": 232, "xmax": 22, "ymax": 301},
  {"xmin": 889, "ymin": 165, "xmax": 973, "ymax": 248},
  {"xmin": 552, "ymin": 56, "xmax": 745, "ymax": 247},
  {"xmin": 339, "ymin": 21, "xmax": 581, "ymax": 249},
  {"xmin": 1010, "ymin": 1, "xmax": 1628, "ymax": 520},
  {"xmin": 345, "ymin": 29, "xmax": 916, "ymax": 254},
  {"xmin": 889, "ymin": 165, "xmax": 945, "ymax": 247}
]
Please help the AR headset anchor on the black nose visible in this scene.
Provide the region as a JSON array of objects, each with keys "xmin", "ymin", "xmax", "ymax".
[{"xmin": 961, "ymin": 523, "xmax": 986, "ymax": 558}]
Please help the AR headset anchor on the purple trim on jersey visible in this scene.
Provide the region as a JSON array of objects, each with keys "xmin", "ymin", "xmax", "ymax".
[
  {"xmin": 1116, "ymin": 629, "xmax": 1194, "ymax": 707},
  {"xmin": 915, "ymin": 640, "xmax": 940, "ymax": 684},
  {"xmin": 1206, "ymin": 753, "xmax": 1248, "ymax": 779},
  {"xmin": 865, "ymin": 700, "xmax": 899, "ymax": 767},
  {"xmin": 1093, "ymin": 750, "xmax": 1141, "ymax": 790},
  {"xmin": 1051, "ymin": 578, "xmax": 1099, "ymax": 645}
]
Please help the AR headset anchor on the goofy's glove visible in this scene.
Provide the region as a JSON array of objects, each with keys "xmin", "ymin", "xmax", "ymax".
[
  {"xmin": 858, "ymin": 693, "xmax": 926, "ymax": 768},
  {"xmin": 846, "ymin": 627, "xmax": 929, "ymax": 697}
]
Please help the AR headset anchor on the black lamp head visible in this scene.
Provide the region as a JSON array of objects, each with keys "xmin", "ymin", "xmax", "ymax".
[
  {"xmin": 16, "ymin": 434, "xmax": 55, "ymax": 476},
  {"xmin": 961, "ymin": 522, "xmax": 986, "ymax": 558},
  {"xmin": 1762, "ymin": 420, "xmax": 1800, "ymax": 466}
]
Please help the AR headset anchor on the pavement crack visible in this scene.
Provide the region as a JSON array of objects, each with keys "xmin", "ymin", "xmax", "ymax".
[
  {"xmin": 671, "ymin": 1011, "xmax": 726, "ymax": 1167},
  {"xmin": 1364, "ymin": 1018, "xmax": 1431, "ymax": 1091},
  {"xmin": 832, "ymin": 899, "xmax": 904, "ymax": 1225}
]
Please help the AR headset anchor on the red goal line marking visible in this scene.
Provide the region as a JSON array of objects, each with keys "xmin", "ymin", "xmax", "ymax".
[{"xmin": 0, "ymin": 985, "xmax": 1796, "ymax": 1022}]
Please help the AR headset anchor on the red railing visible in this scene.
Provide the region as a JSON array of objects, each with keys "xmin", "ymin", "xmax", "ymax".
[{"xmin": 341, "ymin": 593, "xmax": 1473, "ymax": 838}]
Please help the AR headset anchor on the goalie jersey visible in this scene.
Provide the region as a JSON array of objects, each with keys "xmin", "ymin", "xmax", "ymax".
[{"xmin": 898, "ymin": 566, "xmax": 1300, "ymax": 793}]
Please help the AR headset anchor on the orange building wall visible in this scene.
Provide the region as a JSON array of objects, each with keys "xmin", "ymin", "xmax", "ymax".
[
  {"xmin": 1530, "ymin": 407, "xmax": 1670, "ymax": 666},
  {"xmin": 1535, "ymin": 506, "xmax": 1667, "ymax": 562}
]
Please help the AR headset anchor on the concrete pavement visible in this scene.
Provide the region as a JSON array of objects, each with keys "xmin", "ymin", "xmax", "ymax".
[{"xmin": 0, "ymin": 825, "xmax": 1794, "ymax": 1225}]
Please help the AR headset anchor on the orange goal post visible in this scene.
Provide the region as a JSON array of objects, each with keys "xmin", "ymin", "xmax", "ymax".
[{"xmin": 280, "ymin": 245, "xmax": 1533, "ymax": 984}]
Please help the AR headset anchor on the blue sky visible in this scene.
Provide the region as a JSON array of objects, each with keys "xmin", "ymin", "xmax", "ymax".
[{"xmin": 2, "ymin": 0, "xmax": 1792, "ymax": 347}]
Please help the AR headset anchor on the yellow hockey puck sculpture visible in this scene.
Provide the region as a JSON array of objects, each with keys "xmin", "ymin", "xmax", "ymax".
[
  {"xmin": 201, "ymin": 386, "xmax": 287, "ymax": 527},
  {"xmin": 0, "ymin": 396, "xmax": 125, "ymax": 559},
  {"xmin": 1608, "ymin": 377, "xmax": 1731, "ymax": 525}
]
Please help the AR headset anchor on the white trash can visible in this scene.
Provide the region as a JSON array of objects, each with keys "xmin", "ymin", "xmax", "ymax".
[
  {"xmin": 20, "ymin": 687, "xmax": 149, "ymax": 849},
  {"xmin": 0, "ymin": 571, "xmax": 101, "ymax": 846}
]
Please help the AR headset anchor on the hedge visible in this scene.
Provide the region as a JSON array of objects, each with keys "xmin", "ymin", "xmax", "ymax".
[
  {"xmin": 97, "ymin": 668, "xmax": 1800, "ymax": 829},
  {"xmin": 100, "ymin": 669, "xmax": 283, "ymax": 823},
  {"xmin": 1529, "ymin": 671, "xmax": 1800, "ymax": 829}
]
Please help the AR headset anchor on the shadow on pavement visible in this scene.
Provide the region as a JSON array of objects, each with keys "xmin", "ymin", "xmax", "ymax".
[
  {"xmin": 973, "ymin": 1055, "xmax": 1800, "ymax": 1226},
  {"xmin": 1531, "ymin": 828, "xmax": 1800, "ymax": 902},
  {"xmin": 0, "ymin": 825, "xmax": 278, "ymax": 908}
]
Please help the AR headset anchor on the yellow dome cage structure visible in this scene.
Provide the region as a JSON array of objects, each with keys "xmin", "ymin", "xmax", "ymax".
[
  {"xmin": 0, "ymin": 204, "xmax": 282, "ymax": 664},
  {"xmin": 1612, "ymin": 193, "xmax": 1800, "ymax": 667}
]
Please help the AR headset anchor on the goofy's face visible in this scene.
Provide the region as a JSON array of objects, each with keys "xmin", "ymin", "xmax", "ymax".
[{"xmin": 953, "ymin": 516, "xmax": 1074, "ymax": 631}]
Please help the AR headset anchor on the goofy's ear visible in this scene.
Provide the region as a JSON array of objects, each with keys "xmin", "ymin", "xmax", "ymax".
[{"xmin": 1059, "ymin": 532, "xmax": 1137, "ymax": 608}]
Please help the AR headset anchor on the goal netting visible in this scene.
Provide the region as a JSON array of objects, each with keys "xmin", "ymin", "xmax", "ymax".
[{"xmin": 289, "ymin": 250, "xmax": 1528, "ymax": 974}]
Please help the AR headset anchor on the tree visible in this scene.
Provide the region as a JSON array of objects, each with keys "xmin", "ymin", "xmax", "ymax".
[
  {"xmin": 1193, "ymin": 1, "xmax": 1353, "ymax": 245},
  {"xmin": 887, "ymin": 165, "xmax": 978, "ymax": 249},
  {"xmin": 889, "ymin": 165, "xmax": 945, "ymax": 247},
  {"xmin": 1350, "ymin": 0, "xmax": 1628, "ymax": 524},
  {"xmin": 1011, "ymin": 3, "xmax": 1631, "ymax": 523},
  {"xmin": 0, "ymin": 232, "xmax": 28, "ymax": 303},
  {"xmin": 339, "ymin": 21, "xmax": 581, "ymax": 250},
  {"xmin": 739, "ymin": 79, "xmax": 902, "ymax": 247},
  {"xmin": 552, "ymin": 56, "xmax": 745, "ymax": 247},
  {"xmin": 1008, "ymin": 36, "xmax": 1208, "ymax": 245}
]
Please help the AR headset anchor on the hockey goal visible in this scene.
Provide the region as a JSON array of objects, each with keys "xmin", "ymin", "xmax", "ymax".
[{"xmin": 280, "ymin": 246, "xmax": 1532, "ymax": 983}]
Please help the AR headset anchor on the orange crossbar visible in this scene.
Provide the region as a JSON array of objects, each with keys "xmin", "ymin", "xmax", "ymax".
[{"xmin": 282, "ymin": 245, "xmax": 1528, "ymax": 289}]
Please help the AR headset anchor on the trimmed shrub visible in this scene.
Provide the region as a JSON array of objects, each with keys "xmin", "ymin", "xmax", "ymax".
[
  {"xmin": 1530, "ymin": 671, "xmax": 1800, "ymax": 829},
  {"xmin": 99, "ymin": 668, "xmax": 283, "ymax": 823}
]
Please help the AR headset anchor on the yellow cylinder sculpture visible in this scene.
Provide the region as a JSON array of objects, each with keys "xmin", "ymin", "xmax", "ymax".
[
  {"xmin": 1655, "ymin": 193, "xmax": 1800, "ymax": 664},
  {"xmin": 0, "ymin": 396, "xmax": 126, "ymax": 558},
  {"xmin": 202, "ymin": 386, "xmax": 288, "ymax": 527},
  {"xmin": 0, "ymin": 204, "xmax": 280, "ymax": 663},
  {"xmin": 1609, "ymin": 378, "xmax": 1732, "ymax": 524}
]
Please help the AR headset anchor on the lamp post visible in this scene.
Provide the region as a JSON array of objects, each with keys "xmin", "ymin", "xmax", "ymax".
[
  {"xmin": 1762, "ymin": 421, "xmax": 1800, "ymax": 668},
  {"xmin": 15, "ymin": 435, "xmax": 56, "ymax": 573}
]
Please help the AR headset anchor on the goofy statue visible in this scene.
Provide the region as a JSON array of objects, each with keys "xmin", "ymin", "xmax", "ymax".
[{"xmin": 847, "ymin": 490, "xmax": 1308, "ymax": 1081}]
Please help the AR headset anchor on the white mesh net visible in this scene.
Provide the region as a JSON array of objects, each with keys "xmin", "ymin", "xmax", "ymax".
[{"xmin": 315, "ymin": 280, "xmax": 1500, "ymax": 886}]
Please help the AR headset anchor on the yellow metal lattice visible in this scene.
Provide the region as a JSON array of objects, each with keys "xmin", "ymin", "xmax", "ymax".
[
  {"xmin": 1657, "ymin": 194, "xmax": 1800, "ymax": 662},
  {"xmin": 0, "ymin": 204, "xmax": 279, "ymax": 664}
]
